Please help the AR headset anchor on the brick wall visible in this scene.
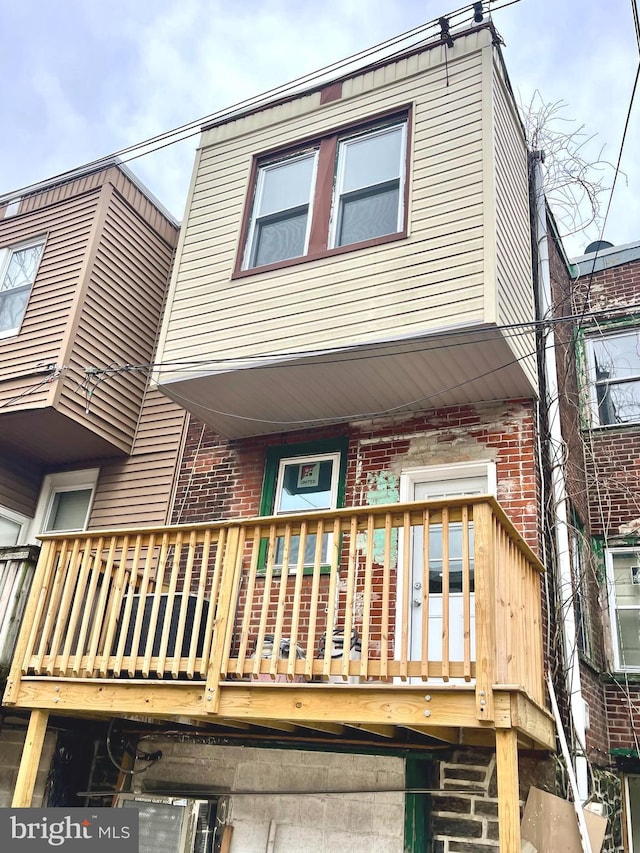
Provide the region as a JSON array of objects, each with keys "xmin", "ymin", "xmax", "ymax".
[{"xmin": 172, "ymin": 400, "xmax": 540, "ymax": 553}]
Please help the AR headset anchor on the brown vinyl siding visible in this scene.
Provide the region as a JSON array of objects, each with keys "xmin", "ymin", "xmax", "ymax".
[
  {"xmin": 0, "ymin": 454, "xmax": 41, "ymax": 518},
  {"xmin": 89, "ymin": 390, "xmax": 187, "ymax": 529},
  {"xmin": 0, "ymin": 191, "xmax": 100, "ymax": 411},
  {"xmin": 54, "ymin": 189, "xmax": 176, "ymax": 454}
]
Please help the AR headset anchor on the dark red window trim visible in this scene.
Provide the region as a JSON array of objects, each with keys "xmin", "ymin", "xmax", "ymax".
[{"xmin": 232, "ymin": 105, "xmax": 412, "ymax": 279}]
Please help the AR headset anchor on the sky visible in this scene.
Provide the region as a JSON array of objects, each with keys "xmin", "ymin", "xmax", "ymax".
[{"xmin": 1, "ymin": 0, "xmax": 638, "ymax": 258}]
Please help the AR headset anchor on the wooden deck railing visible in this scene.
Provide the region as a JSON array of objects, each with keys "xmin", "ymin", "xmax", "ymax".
[{"xmin": 4, "ymin": 498, "xmax": 545, "ymax": 717}]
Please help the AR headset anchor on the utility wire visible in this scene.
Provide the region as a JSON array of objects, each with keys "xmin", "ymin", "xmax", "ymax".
[{"xmin": 0, "ymin": 1, "xmax": 522, "ymax": 207}]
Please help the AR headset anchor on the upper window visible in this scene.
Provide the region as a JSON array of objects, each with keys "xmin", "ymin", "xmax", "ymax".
[
  {"xmin": 605, "ymin": 547, "xmax": 640, "ymax": 671},
  {"xmin": 587, "ymin": 329, "xmax": 640, "ymax": 426},
  {"xmin": 0, "ymin": 240, "xmax": 44, "ymax": 339},
  {"xmin": 260, "ymin": 439, "xmax": 348, "ymax": 571},
  {"xmin": 240, "ymin": 116, "xmax": 408, "ymax": 272}
]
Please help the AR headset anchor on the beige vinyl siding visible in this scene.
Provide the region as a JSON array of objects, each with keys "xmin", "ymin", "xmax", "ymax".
[
  {"xmin": 0, "ymin": 454, "xmax": 41, "ymax": 518},
  {"xmin": 492, "ymin": 60, "xmax": 536, "ymax": 387},
  {"xmin": 0, "ymin": 191, "xmax": 100, "ymax": 411},
  {"xmin": 89, "ymin": 390, "xmax": 187, "ymax": 529},
  {"xmin": 158, "ymin": 33, "xmax": 490, "ymax": 376},
  {"xmin": 55, "ymin": 189, "xmax": 177, "ymax": 454}
]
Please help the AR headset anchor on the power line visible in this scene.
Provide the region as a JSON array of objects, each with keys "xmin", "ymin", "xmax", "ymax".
[{"xmin": 0, "ymin": 1, "xmax": 522, "ymax": 207}]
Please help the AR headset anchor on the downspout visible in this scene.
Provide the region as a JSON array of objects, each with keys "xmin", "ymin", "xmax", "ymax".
[{"xmin": 531, "ymin": 151, "xmax": 590, "ymax": 804}]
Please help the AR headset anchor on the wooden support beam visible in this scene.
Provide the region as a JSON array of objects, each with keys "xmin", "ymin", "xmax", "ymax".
[
  {"xmin": 346, "ymin": 722, "xmax": 396, "ymax": 738},
  {"xmin": 495, "ymin": 728, "xmax": 521, "ymax": 853},
  {"xmin": 12, "ymin": 710, "xmax": 49, "ymax": 807},
  {"xmin": 403, "ymin": 725, "xmax": 461, "ymax": 744}
]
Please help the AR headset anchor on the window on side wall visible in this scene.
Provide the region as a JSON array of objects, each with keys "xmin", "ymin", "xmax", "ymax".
[
  {"xmin": 28, "ymin": 469, "xmax": 99, "ymax": 540},
  {"xmin": 0, "ymin": 239, "xmax": 45, "ymax": 339},
  {"xmin": 606, "ymin": 547, "xmax": 640, "ymax": 671},
  {"xmin": 239, "ymin": 113, "xmax": 408, "ymax": 273},
  {"xmin": 570, "ymin": 516, "xmax": 593, "ymax": 660},
  {"xmin": 587, "ymin": 329, "xmax": 640, "ymax": 426},
  {"xmin": 259, "ymin": 439, "xmax": 348, "ymax": 572},
  {"xmin": 0, "ymin": 507, "xmax": 31, "ymax": 547}
]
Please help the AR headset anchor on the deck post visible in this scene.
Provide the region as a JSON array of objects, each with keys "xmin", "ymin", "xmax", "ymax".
[
  {"xmin": 472, "ymin": 502, "xmax": 495, "ymax": 721},
  {"xmin": 495, "ymin": 727, "xmax": 521, "ymax": 852},
  {"xmin": 205, "ymin": 525, "xmax": 241, "ymax": 713},
  {"xmin": 12, "ymin": 710, "xmax": 49, "ymax": 806}
]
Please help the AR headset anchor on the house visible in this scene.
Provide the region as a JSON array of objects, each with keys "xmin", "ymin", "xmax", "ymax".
[
  {"xmin": 0, "ymin": 161, "xmax": 185, "ymax": 804},
  {"xmin": 2, "ymin": 17, "xmax": 603, "ymax": 852},
  {"xmin": 554, "ymin": 237, "xmax": 640, "ymax": 850}
]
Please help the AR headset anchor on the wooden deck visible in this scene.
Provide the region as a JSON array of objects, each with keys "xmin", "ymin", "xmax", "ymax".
[
  {"xmin": 4, "ymin": 498, "xmax": 554, "ymax": 849},
  {"xmin": 4, "ymin": 497, "xmax": 551, "ymax": 742}
]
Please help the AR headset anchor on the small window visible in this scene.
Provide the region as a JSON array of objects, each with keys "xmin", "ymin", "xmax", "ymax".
[
  {"xmin": 570, "ymin": 520, "xmax": 593, "ymax": 659},
  {"xmin": 0, "ymin": 240, "xmax": 44, "ymax": 339},
  {"xmin": 587, "ymin": 329, "xmax": 640, "ymax": 426},
  {"xmin": 240, "ymin": 114, "xmax": 408, "ymax": 272},
  {"xmin": 28, "ymin": 469, "xmax": 99, "ymax": 540},
  {"xmin": 606, "ymin": 548, "xmax": 640, "ymax": 671},
  {"xmin": 626, "ymin": 776, "xmax": 640, "ymax": 851},
  {"xmin": 0, "ymin": 507, "xmax": 30, "ymax": 547},
  {"xmin": 260, "ymin": 439, "xmax": 348, "ymax": 572}
]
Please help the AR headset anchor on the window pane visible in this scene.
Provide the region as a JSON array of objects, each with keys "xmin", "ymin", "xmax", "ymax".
[
  {"xmin": 596, "ymin": 379, "xmax": 640, "ymax": 425},
  {"xmin": 337, "ymin": 184, "xmax": 399, "ymax": 247},
  {"xmin": 275, "ymin": 531, "xmax": 330, "ymax": 566},
  {"xmin": 277, "ymin": 459, "xmax": 334, "ymax": 512},
  {"xmin": 122, "ymin": 801, "xmax": 185, "ymax": 853},
  {"xmin": 1, "ymin": 244, "xmax": 43, "ymax": 292},
  {"xmin": 0, "ymin": 516, "xmax": 21, "ymax": 546},
  {"xmin": 612, "ymin": 552, "xmax": 640, "ymax": 606},
  {"xmin": 0, "ymin": 289, "xmax": 30, "ymax": 333},
  {"xmin": 592, "ymin": 331, "xmax": 640, "ymax": 381},
  {"xmin": 253, "ymin": 209, "xmax": 308, "ymax": 267},
  {"xmin": 616, "ymin": 610, "xmax": 640, "ymax": 668},
  {"xmin": 629, "ymin": 777, "xmax": 640, "ymax": 851},
  {"xmin": 46, "ymin": 489, "xmax": 92, "ymax": 532},
  {"xmin": 259, "ymin": 154, "xmax": 315, "ymax": 216},
  {"xmin": 341, "ymin": 126, "xmax": 403, "ymax": 193}
]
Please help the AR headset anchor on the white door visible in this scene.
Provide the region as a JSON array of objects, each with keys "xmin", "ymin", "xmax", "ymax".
[{"xmin": 399, "ymin": 465, "xmax": 493, "ymax": 675}]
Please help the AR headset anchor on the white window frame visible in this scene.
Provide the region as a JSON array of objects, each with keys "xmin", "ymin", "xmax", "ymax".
[
  {"xmin": 27, "ymin": 468, "xmax": 99, "ymax": 541},
  {"xmin": 271, "ymin": 451, "xmax": 341, "ymax": 571},
  {"xmin": 624, "ymin": 775, "xmax": 640, "ymax": 852},
  {"xmin": 399, "ymin": 461, "xmax": 497, "ymax": 503},
  {"xmin": 586, "ymin": 328, "xmax": 640, "ymax": 427},
  {"xmin": 274, "ymin": 451, "xmax": 341, "ymax": 516},
  {"xmin": 605, "ymin": 546, "xmax": 640, "ymax": 672},
  {"xmin": 0, "ymin": 237, "xmax": 45, "ymax": 340},
  {"xmin": 0, "ymin": 506, "xmax": 32, "ymax": 547},
  {"xmin": 328, "ymin": 121, "xmax": 407, "ymax": 250},
  {"xmin": 243, "ymin": 149, "xmax": 319, "ymax": 270}
]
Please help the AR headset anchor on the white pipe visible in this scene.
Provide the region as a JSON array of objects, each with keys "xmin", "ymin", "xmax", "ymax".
[
  {"xmin": 548, "ymin": 674, "xmax": 593, "ymax": 853},
  {"xmin": 532, "ymin": 151, "xmax": 589, "ymax": 803}
]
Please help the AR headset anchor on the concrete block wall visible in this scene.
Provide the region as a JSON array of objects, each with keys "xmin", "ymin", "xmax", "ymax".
[
  {"xmin": 133, "ymin": 738, "xmax": 405, "ymax": 853},
  {"xmin": 0, "ymin": 725, "xmax": 56, "ymax": 807}
]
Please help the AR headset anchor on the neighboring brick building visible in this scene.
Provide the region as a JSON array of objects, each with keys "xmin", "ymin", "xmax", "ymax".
[{"xmin": 562, "ymin": 239, "xmax": 640, "ymax": 849}]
